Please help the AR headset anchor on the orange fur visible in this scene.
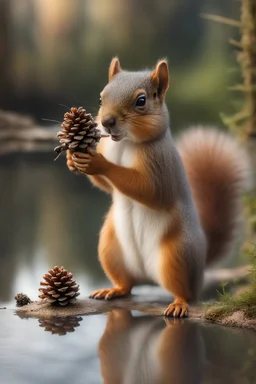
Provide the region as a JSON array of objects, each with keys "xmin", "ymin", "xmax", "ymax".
[
  {"xmin": 87, "ymin": 175, "xmax": 112, "ymax": 193},
  {"xmin": 176, "ymin": 128, "xmax": 251, "ymax": 265},
  {"xmin": 87, "ymin": 136, "xmax": 112, "ymax": 193},
  {"xmin": 150, "ymin": 59, "xmax": 169, "ymax": 100},
  {"xmin": 66, "ymin": 150, "xmax": 77, "ymax": 173},
  {"xmin": 129, "ymin": 113, "xmax": 166, "ymax": 142},
  {"xmin": 108, "ymin": 57, "xmax": 122, "ymax": 82},
  {"xmin": 90, "ymin": 206, "xmax": 134, "ymax": 300},
  {"xmin": 159, "ymin": 220, "xmax": 191, "ymax": 317},
  {"xmin": 104, "ymin": 155, "xmax": 158, "ymax": 209}
]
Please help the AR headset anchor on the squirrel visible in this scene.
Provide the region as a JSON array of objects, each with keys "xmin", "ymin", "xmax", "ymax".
[{"xmin": 68, "ymin": 57, "xmax": 251, "ymax": 317}]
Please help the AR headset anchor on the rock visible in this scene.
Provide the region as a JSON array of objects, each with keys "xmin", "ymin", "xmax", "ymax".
[
  {"xmin": 220, "ymin": 310, "xmax": 256, "ymax": 331},
  {"xmin": 16, "ymin": 296, "xmax": 204, "ymax": 320}
]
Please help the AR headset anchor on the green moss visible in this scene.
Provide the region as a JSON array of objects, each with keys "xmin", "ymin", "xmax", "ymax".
[
  {"xmin": 206, "ymin": 244, "xmax": 256, "ymax": 320},
  {"xmin": 205, "ymin": 282, "xmax": 256, "ymax": 321},
  {"xmin": 205, "ymin": 305, "xmax": 234, "ymax": 321}
]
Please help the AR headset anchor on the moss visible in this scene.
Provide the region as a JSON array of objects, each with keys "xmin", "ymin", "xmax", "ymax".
[
  {"xmin": 205, "ymin": 305, "xmax": 234, "ymax": 321},
  {"xmin": 205, "ymin": 286, "xmax": 256, "ymax": 322}
]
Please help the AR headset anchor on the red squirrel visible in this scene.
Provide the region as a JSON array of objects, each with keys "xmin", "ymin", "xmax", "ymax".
[{"xmin": 68, "ymin": 58, "xmax": 251, "ymax": 317}]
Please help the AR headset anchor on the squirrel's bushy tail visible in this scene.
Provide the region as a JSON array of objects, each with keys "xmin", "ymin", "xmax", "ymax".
[{"xmin": 176, "ymin": 127, "xmax": 252, "ymax": 265}]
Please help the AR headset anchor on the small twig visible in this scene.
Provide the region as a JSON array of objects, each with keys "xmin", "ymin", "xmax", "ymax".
[
  {"xmin": 201, "ymin": 13, "xmax": 241, "ymax": 28},
  {"xmin": 229, "ymin": 39, "xmax": 243, "ymax": 48}
]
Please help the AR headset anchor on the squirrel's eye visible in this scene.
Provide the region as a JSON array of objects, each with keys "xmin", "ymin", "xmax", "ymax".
[
  {"xmin": 99, "ymin": 97, "xmax": 102, "ymax": 106},
  {"xmin": 135, "ymin": 95, "xmax": 146, "ymax": 107}
]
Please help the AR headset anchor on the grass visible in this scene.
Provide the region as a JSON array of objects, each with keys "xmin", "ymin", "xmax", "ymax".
[
  {"xmin": 205, "ymin": 243, "xmax": 256, "ymax": 321},
  {"xmin": 205, "ymin": 290, "xmax": 256, "ymax": 321}
]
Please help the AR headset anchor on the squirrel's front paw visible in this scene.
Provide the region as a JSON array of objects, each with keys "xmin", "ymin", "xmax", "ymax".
[
  {"xmin": 164, "ymin": 298, "xmax": 188, "ymax": 318},
  {"xmin": 66, "ymin": 150, "xmax": 78, "ymax": 173},
  {"xmin": 72, "ymin": 148, "xmax": 109, "ymax": 175}
]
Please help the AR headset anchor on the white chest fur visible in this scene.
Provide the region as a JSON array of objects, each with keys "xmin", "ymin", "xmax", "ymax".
[
  {"xmin": 103, "ymin": 138, "xmax": 134, "ymax": 167},
  {"xmin": 113, "ymin": 194, "xmax": 170, "ymax": 282},
  {"xmin": 103, "ymin": 138, "xmax": 171, "ymax": 282}
]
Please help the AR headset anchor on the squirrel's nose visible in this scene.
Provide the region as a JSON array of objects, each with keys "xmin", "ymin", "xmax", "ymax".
[{"xmin": 101, "ymin": 115, "xmax": 116, "ymax": 130}]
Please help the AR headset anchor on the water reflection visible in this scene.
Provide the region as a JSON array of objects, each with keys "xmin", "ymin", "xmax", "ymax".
[
  {"xmin": 98, "ymin": 310, "xmax": 256, "ymax": 384},
  {"xmin": 17, "ymin": 313, "xmax": 83, "ymax": 335},
  {"xmin": 99, "ymin": 310, "xmax": 203, "ymax": 384},
  {"xmin": 1, "ymin": 309, "xmax": 256, "ymax": 383},
  {"xmin": 38, "ymin": 316, "xmax": 83, "ymax": 336}
]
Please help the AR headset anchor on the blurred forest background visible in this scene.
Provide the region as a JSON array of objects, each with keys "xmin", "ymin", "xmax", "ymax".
[
  {"xmin": 0, "ymin": 0, "xmax": 250, "ymax": 303},
  {"xmin": 0, "ymin": 0, "xmax": 241, "ymax": 128}
]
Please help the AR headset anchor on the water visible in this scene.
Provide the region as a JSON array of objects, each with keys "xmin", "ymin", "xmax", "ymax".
[
  {"xmin": 0, "ymin": 310, "xmax": 104, "ymax": 384},
  {"xmin": 1, "ymin": 309, "xmax": 256, "ymax": 384}
]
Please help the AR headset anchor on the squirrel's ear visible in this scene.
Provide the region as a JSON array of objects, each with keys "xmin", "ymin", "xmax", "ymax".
[
  {"xmin": 150, "ymin": 60, "xmax": 169, "ymax": 100},
  {"xmin": 109, "ymin": 57, "xmax": 122, "ymax": 82}
]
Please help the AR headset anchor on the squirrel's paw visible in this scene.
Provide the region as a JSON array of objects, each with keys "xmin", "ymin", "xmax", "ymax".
[
  {"xmin": 164, "ymin": 298, "xmax": 188, "ymax": 318},
  {"xmin": 66, "ymin": 150, "xmax": 78, "ymax": 173},
  {"xmin": 72, "ymin": 149, "xmax": 109, "ymax": 175},
  {"xmin": 89, "ymin": 287, "xmax": 130, "ymax": 300}
]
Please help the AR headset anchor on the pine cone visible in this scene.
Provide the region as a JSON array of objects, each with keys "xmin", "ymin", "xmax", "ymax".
[
  {"xmin": 38, "ymin": 316, "xmax": 83, "ymax": 336},
  {"xmin": 15, "ymin": 293, "xmax": 32, "ymax": 307},
  {"xmin": 38, "ymin": 266, "xmax": 80, "ymax": 306},
  {"xmin": 54, "ymin": 106, "xmax": 107, "ymax": 160}
]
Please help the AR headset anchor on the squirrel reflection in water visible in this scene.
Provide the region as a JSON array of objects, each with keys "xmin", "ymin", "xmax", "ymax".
[{"xmin": 98, "ymin": 310, "xmax": 204, "ymax": 384}]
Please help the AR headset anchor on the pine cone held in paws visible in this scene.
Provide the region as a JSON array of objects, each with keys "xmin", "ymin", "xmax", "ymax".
[
  {"xmin": 38, "ymin": 266, "xmax": 80, "ymax": 306},
  {"xmin": 54, "ymin": 106, "xmax": 108, "ymax": 160}
]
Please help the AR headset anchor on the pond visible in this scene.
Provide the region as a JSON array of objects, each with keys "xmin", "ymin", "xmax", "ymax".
[
  {"xmin": 1, "ymin": 308, "xmax": 256, "ymax": 384},
  {"xmin": 0, "ymin": 152, "xmax": 256, "ymax": 384}
]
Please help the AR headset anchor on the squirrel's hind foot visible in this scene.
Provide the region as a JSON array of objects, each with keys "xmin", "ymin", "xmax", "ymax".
[
  {"xmin": 89, "ymin": 287, "xmax": 131, "ymax": 300},
  {"xmin": 164, "ymin": 298, "xmax": 188, "ymax": 318}
]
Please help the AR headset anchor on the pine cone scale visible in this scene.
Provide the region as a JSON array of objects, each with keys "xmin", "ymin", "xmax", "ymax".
[
  {"xmin": 54, "ymin": 282, "xmax": 62, "ymax": 286},
  {"xmin": 58, "ymin": 287, "xmax": 69, "ymax": 293},
  {"xmin": 58, "ymin": 296, "xmax": 68, "ymax": 302},
  {"xmin": 47, "ymin": 298, "xmax": 57, "ymax": 303},
  {"xmin": 65, "ymin": 291, "xmax": 76, "ymax": 297}
]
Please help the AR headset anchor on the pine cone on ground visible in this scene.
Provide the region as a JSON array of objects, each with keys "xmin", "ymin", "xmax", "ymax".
[
  {"xmin": 38, "ymin": 316, "xmax": 83, "ymax": 336},
  {"xmin": 38, "ymin": 266, "xmax": 80, "ymax": 306},
  {"xmin": 15, "ymin": 293, "xmax": 32, "ymax": 307},
  {"xmin": 54, "ymin": 106, "xmax": 107, "ymax": 160}
]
